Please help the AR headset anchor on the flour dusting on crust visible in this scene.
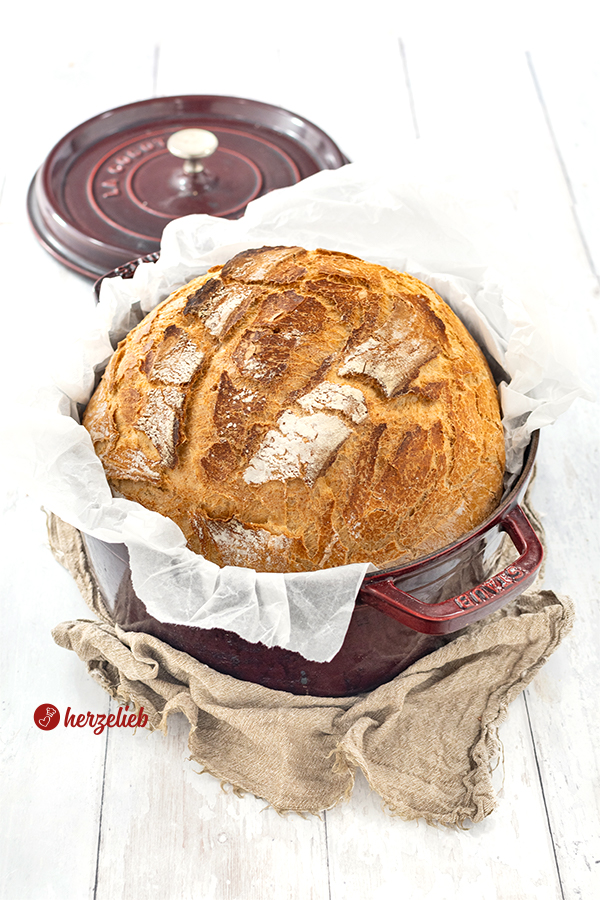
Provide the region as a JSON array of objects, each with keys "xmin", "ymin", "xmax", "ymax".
[
  {"xmin": 297, "ymin": 381, "xmax": 368, "ymax": 423},
  {"xmin": 136, "ymin": 387, "xmax": 185, "ymax": 467},
  {"xmin": 204, "ymin": 518, "xmax": 292, "ymax": 569},
  {"xmin": 204, "ymin": 284, "xmax": 258, "ymax": 338},
  {"xmin": 339, "ymin": 310, "xmax": 441, "ymax": 397},
  {"xmin": 243, "ymin": 411, "xmax": 352, "ymax": 486},
  {"xmin": 148, "ymin": 326, "xmax": 204, "ymax": 385},
  {"xmin": 102, "ymin": 448, "xmax": 162, "ymax": 483}
]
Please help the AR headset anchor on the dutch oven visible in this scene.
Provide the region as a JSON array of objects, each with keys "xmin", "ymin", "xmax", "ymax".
[{"xmin": 85, "ymin": 254, "xmax": 543, "ymax": 697}]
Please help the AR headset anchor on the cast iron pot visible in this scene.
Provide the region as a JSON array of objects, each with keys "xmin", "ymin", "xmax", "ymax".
[
  {"xmin": 86, "ymin": 256, "xmax": 543, "ymax": 696},
  {"xmin": 82, "ymin": 430, "xmax": 542, "ymax": 697}
]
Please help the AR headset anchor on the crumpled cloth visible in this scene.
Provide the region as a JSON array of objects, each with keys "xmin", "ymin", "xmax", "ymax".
[{"xmin": 48, "ymin": 512, "xmax": 574, "ymax": 826}]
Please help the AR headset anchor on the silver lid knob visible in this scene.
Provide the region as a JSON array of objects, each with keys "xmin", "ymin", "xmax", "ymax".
[{"xmin": 167, "ymin": 128, "xmax": 219, "ymax": 174}]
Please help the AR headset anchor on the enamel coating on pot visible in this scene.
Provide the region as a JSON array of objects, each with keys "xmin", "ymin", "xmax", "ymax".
[
  {"xmin": 81, "ymin": 433, "xmax": 540, "ymax": 697},
  {"xmin": 27, "ymin": 95, "xmax": 350, "ymax": 279}
]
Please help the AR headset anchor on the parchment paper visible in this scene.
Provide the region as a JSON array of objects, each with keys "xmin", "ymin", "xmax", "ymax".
[{"xmin": 5, "ymin": 164, "xmax": 591, "ymax": 662}]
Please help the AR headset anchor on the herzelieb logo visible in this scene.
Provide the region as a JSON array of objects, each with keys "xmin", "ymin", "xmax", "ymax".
[
  {"xmin": 33, "ymin": 704, "xmax": 60, "ymax": 730},
  {"xmin": 33, "ymin": 704, "xmax": 148, "ymax": 734}
]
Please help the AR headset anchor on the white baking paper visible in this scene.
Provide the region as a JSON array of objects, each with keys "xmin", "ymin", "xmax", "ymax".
[{"xmin": 6, "ymin": 163, "xmax": 592, "ymax": 662}]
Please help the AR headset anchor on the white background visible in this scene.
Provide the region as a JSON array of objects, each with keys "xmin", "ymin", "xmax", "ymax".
[{"xmin": 1, "ymin": 2, "xmax": 599, "ymax": 898}]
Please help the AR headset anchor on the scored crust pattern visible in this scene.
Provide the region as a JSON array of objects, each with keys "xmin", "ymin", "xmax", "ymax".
[{"xmin": 83, "ymin": 246, "xmax": 506, "ymax": 573}]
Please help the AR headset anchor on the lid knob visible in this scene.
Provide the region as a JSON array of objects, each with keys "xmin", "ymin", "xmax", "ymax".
[{"xmin": 166, "ymin": 128, "xmax": 219, "ymax": 174}]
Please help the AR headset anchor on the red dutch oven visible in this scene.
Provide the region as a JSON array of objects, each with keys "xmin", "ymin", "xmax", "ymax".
[{"xmin": 83, "ymin": 258, "xmax": 544, "ymax": 698}]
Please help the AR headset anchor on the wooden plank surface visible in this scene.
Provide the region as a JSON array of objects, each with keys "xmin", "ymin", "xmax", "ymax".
[{"xmin": 1, "ymin": 4, "xmax": 598, "ymax": 898}]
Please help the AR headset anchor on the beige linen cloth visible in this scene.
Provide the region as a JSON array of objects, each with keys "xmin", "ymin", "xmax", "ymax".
[{"xmin": 49, "ymin": 506, "xmax": 573, "ymax": 826}]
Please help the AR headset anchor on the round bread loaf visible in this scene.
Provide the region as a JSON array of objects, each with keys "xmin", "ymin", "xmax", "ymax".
[{"xmin": 83, "ymin": 246, "xmax": 505, "ymax": 572}]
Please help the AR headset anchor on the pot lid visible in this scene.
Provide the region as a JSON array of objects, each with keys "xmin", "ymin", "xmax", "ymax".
[{"xmin": 27, "ymin": 95, "xmax": 350, "ymax": 279}]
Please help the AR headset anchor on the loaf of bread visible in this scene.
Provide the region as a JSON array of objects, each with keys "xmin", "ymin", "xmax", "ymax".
[{"xmin": 83, "ymin": 246, "xmax": 505, "ymax": 572}]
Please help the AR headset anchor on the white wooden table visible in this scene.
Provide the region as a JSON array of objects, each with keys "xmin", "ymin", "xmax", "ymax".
[{"xmin": 1, "ymin": 3, "xmax": 598, "ymax": 898}]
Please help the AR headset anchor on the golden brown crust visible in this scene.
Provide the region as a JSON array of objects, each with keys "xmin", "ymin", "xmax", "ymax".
[{"xmin": 83, "ymin": 247, "xmax": 505, "ymax": 572}]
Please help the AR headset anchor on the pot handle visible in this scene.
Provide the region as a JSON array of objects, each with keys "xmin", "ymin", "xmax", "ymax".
[{"xmin": 359, "ymin": 505, "xmax": 543, "ymax": 635}]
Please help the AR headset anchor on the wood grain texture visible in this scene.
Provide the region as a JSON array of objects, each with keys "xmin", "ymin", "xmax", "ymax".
[
  {"xmin": 325, "ymin": 701, "xmax": 564, "ymax": 900},
  {"xmin": 0, "ymin": 493, "xmax": 108, "ymax": 900},
  {"xmin": 95, "ymin": 709, "xmax": 330, "ymax": 900},
  {"xmin": 1, "ymin": 3, "xmax": 598, "ymax": 898}
]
